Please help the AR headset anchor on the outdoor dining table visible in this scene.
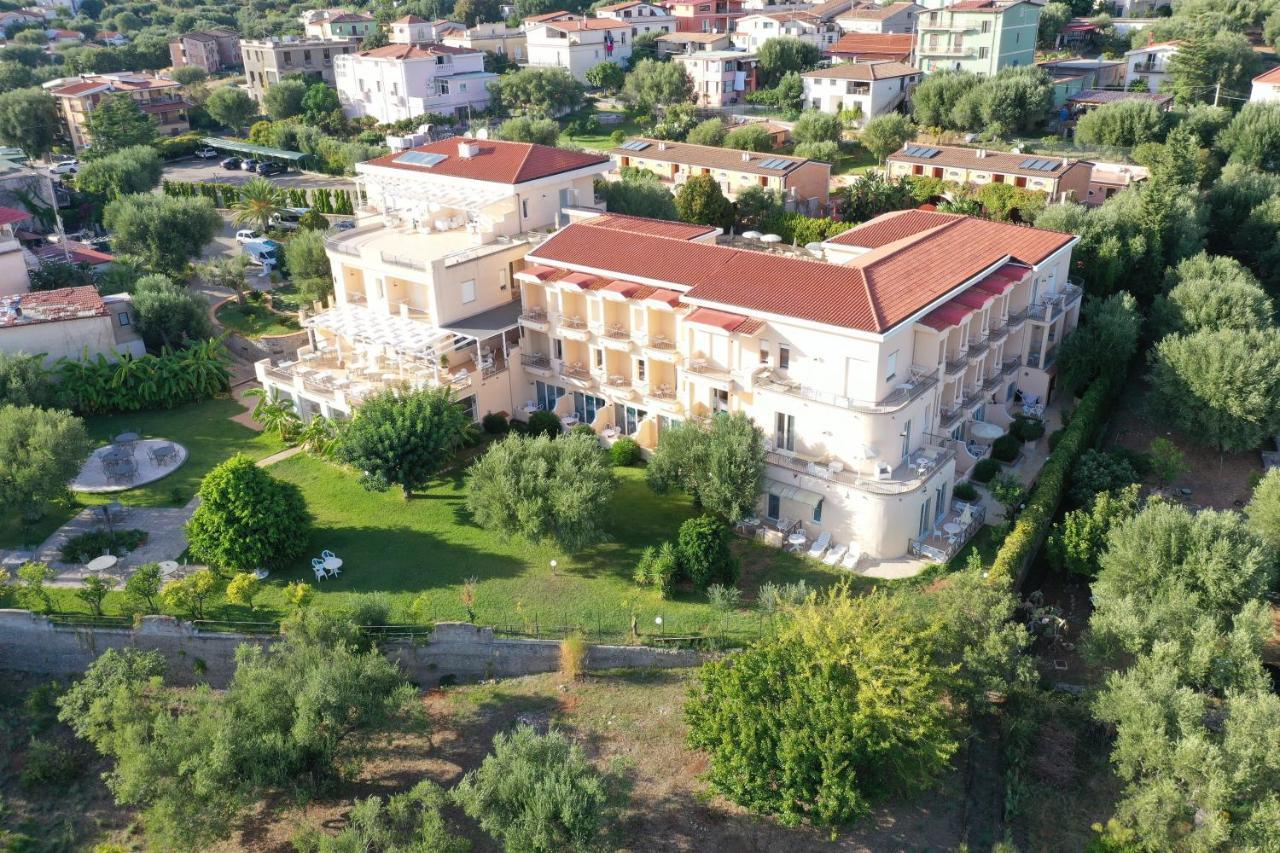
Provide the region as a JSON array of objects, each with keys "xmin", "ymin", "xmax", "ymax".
[
  {"xmin": 943, "ymin": 522, "xmax": 963, "ymax": 536},
  {"xmin": 323, "ymin": 556, "xmax": 343, "ymax": 574},
  {"xmin": 786, "ymin": 532, "xmax": 808, "ymax": 549},
  {"xmin": 158, "ymin": 560, "xmax": 180, "ymax": 577},
  {"xmin": 86, "ymin": 554, "xmax": 118, "ymax": 573},
  {"xmin": 113, "ymin": 431, "xmax": 140, "ymax": 443}
]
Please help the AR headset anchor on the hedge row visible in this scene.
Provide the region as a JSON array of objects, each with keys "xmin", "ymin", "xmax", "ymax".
[
  {"xmin": 987, "ymin": 376, "xmax": 1118, "ymax": 582},
  {"xmin": 160, "ymin": 180, "xmax": 356, "ymax": 215}
]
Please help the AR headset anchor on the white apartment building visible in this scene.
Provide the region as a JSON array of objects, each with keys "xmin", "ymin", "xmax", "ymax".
[
  {"xmin": 732, "ymin": 12, "xmax": 841, "ymax": 51},
  {"xmin": 334, "ymin": 43, "xmax": 496, "ymax": 123},
  {"xmin": 1123, "ymin": 40, "xmax": 1179, "ymax": 91},
  {"xmin": 525, "ymin": 8, "xmax": 674, "ymax": 82},
  {"xmin": 515, "ymin": 208, "xmax": 1080, "ymax": 561},
  {"xmin": 254, "ymin": 138, "xmax": 612, "ymax": 424},
  {"xmin": 835, "ymin": 2, "xmax": 922, "ymax": 34},
  {"xmin": 800, "ymin": 60, "xmax": 920, "ymax": 124},
  {"xmin": 390, "ymin": 15, "xmax": 465, "ymax": 44},
  {"xmin": 443, "ymin": 22, "xmax": 528, "ymax": 63}
]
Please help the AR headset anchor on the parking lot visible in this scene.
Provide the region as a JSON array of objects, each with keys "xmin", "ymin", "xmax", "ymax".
[{"xmin": 162, "ymin": 157, "xmax": 357, "ymax": 192}]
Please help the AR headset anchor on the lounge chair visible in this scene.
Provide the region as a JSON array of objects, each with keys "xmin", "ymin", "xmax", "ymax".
[
  {"xmin": 823, "ymin": 543, "xmax": 847, "ymax": 566},
  {"xmin": 842, "ymin": 547, "xmax": 862, "ymax": 571},
  {"xmin": 807, "ymin": 531, "xmax": 831, "ymax": 559}
]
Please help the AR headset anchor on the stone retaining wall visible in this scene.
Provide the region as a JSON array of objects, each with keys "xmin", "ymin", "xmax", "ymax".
[{"xmin": 0, "ymin": 610, "xmax": 704, "ymax": 688}]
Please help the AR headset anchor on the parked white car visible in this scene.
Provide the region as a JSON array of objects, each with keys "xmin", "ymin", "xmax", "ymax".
[
  {"xmin": 235, "ymin": 229, "xmax": 262, "ymax": 244},
  {"xmin": 195, "ymin": 147, "xmax": 219, "ymax": 159},
  {"xmin": 48, "ymin": 159, "xmax": 78, "ymax": 175}
]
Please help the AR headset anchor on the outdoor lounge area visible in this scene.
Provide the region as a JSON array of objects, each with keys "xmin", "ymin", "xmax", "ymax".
[{"xmin": 70, "ymin": 436, "xmax": 189, "ymax": 493}]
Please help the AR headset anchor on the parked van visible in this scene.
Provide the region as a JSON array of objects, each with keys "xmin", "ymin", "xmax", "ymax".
[
  {"xmin": 269, "ymin": 207, "xmax": 311, "ymax": 231},
  {"xmin": 243, "ymin": 238, "xmax": 280, "ymax": 266}
]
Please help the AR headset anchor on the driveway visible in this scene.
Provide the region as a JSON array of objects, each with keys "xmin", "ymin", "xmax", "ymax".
[{"xmin": 163, "ymin": 157, "xmax": 359, "ymax": 193}]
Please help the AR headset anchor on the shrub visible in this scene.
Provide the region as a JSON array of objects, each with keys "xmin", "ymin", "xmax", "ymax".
[
  {"xmin": 19, "ymin": 737, "xmax": 80, "ymax": 789},
  {"xmin": 953, "ymin": 481, "xmax": 978, "ymax": 502},
  {"xmin": 1011, "ymin": 416, "xmax": 1046, "ymax": 442},
  {"xmin": 633, "ymin": 541, "xmax": 679, "ymax": 597},
  {"xmin": 972, "ymin": 458, "xmax": 1000, "ymax": 483},
  {"xmin": 527, "ymin": 409, "xmax": 562, "ymax": 438},
  {"xmin": 755, "ymin": 580, "xmax": 810, "ymax": 614},
  {"xmin": 570, "ymin": 423, "xmax": 597, "ymax": 440},
  {"xmin": 991, "ymin": 434, "xmax": 1020, "ymax": 463},
  {"xmin": 1069, "ymin": 449, "xmax": 1139, "ymax": 506},
  {"xmin": 608, "ymin": 436, "xmax": 640, "ymax": 466},
  {"xmin": 677, "ymin": 515, "xmax": 738, "ymax": 589},
  {"xmin": 481, "ymin": 412, "xmax": 509, "ymax": 434},
  {"xmin": 59, "ymin": 528, "xmax": 148, "ymax": 563},
  {"xmin": 707, "ymin": 583, "xmax": 742, "ymax": 611},
  {"xmin": 560, "ymin": 632, "xmax": 587, "ymax": 680},
  {"xmin": 1048, "ymin": 428, "xmax": 1066, "ymax": 451}
]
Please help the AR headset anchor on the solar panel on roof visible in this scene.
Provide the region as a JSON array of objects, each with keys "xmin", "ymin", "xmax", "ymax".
[
  {"xmin": 394, "ymin": 151, "xmax": 447, "ymax": 167},
  {"xmin": 1019, "ymin": 157, "xmax": 1039, "ymax": 169},
  {"xmin": 620, "ymin": 139, "xmax": 650, "ymax": 151}
]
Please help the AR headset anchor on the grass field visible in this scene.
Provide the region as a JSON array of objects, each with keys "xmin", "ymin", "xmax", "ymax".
[
  {"xmin": 561, "ymin": 113, "xmax": 644, "ymax": 150},
  {"xmin": 0, "ymin": 398, "xmax": 282, "ymax": 549},
  {"xmin": 214, "ymin": 300, "xmax": 299, "ymax": 338}
]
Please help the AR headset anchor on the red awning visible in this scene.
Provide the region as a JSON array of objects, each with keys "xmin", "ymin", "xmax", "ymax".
[
  {"xmin": 602, "ymin": 280, "xmax": 645, "ymax": 298},
  {"xmin": 560, "ymin": 271, "xmax": 598, "ymax": 289},
  {"xmin": 516, "ymin": 263, "xmax": 558, "ymax": 281},
  {"xmin": 686, "ymin": 306, "xmax": 748, "ymax": 332},
  {"xmin": 920, "ymin": 303, "xmax": 971, "ymax": 331},
  {"xmin": 0, "ymin": 206, "xmax": 29, "ymax": 226},
  {"xmin": 643, "ymin": 288, "xmax": 682, "ymax": 307},
  {"xmin": 952, "ymin": 290, "xmax": 994, "ymax": 310}
]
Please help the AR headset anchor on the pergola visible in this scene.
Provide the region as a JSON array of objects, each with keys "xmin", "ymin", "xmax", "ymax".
[{"xmin": 354, "ymin": 170, "xmax": 513, "ymax": 229}]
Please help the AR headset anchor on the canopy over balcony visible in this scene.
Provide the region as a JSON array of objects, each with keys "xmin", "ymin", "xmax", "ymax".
[{"xmin": 305, "ymin": 303, "xmax": 454, "ymax": 358}]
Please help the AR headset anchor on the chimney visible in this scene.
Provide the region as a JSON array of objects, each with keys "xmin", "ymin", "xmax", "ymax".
[
  {"xmin": 741, "ymin": 150, "xmax": 750, "ymax": 162},
  {"xmin": 976, "ymin": 148, "xmax": 987, "ymax": 158},
  {"xmin": 658, "ymin": 141, "xmax": 667, "ymax": 150},
  {"xmin": 458, "ymin": 140, "xmax": 479, "ymax": 158}
]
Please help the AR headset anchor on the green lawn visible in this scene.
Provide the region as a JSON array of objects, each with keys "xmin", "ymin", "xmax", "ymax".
[
  {"xmin": 0, "ymin": 398, "xmax": 282, "ymax": 549},
  {"xmin": 561, "ymin": 113, "xmax": 645, "ymax": 150},
  {"xmin": 43, "ymin": 453, "xmax": 856, "ymax": 643},
  {"xmin": 215, "ymin": 301, "xmax": 299, "ymax": 338},
  {"xmin": 832, "ymin": 146, "xmax": 878, "ymax": 176}
]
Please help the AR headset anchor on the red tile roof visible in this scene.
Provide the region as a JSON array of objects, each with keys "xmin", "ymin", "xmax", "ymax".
[
  {"xmin": 828, "ymin": 209, "xmax": 950, "ymax": 249},
  {"xmin": 644, "ymin": 288, "xmax": 682, "ymax": 307},
  {"xmin": 357, "ymin": 43, "xmax": 476, "ymax": 59},
  {"xmin": 830, "ymin": 32, "xmax": 912, "ymax": 60},
  {"xmin": 37, "ymin": 241, "xmax": 114, "ymax": 265},
  {"xmin": 0, "ymin": 206, "xmax": 29, "ymax": 226},
  {"xmin": 602, "ymin": 280, "xmax": 651, "ymax": 299},
  {"xmin": 544, "ymin": 17, "xmax": 631, "ymax": 30},
  {"xmin": 393, "ymin": 14, "xmax": 427, "ymax": 23},
  {"xmin": 1253, "ymin": 65, "xmax": 1280, "ymax": 84},
  {"xmin": 802, "ymin": 60, "xmax": 918, "ymax": 81},
  {"xmin": 523, "ymin": 9, "xmax": 574, "ymax": 22},
  {"xmin": 583, "ymin": 213, "xmax": 717, "ymax": 240},
  {"xmin": 529, "ymin": 212, "xmax": 1074, "ymax": 333},
  {"xmin": 362, "ymin": 137, "xmax": 609, "ymax": 185},
  {"xmin": 952, "ymin": 289, "xmax": 993, "ymax": 309},
  {"xmin": 687, "ymin": 306, "xmax": 753, "ymax": 332},
  {"xmin": 0, "ymin": 285, "xmax": 106, "ymax": 329},
  {"xmin": 886, "ymin": 143, "xmax": 1079, "ymax": 177},
  {"xmin": 50, "ymin": 80, "xmax": 107, "ymax": 97}
]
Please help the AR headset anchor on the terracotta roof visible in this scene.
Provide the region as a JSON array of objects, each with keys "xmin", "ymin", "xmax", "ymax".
[
  {"xmin": 523, "ymin": 9, "xmax": 574, "ymax": 22},
  {"xmin": 947, "ymin": 0, "xmax": 1026, "ymax": 11},
  {"xmin": 887, "ymin": 143, "xmax": 1078, "ymax": 178},
  {"xmin": 50, "ymin": 29, "xmax": 84, "ymax": 38},
  {"xmin": 50, "ymin": 80, "xmax": 106, "ymax": 97},
  {"xmin": 602, "ymin": 279, "xmax": 651, "ymax": 298},
  {"xmin": 1067, "ymin": 89, "xmax": 1173, "ymax": 106},
  {"xmin": 1253, "ymin": 66, "xmax": 1280, "ymax": 84},
  {"xmin": 356, "ymin": 43, "xmax": 477, "ymax": 59},
  {"xmin": 362, "ymin": 137, "xmax": 609, "ymax": 184},
  {"xmin": 838, "ymin": 2, "xmax": 916, "ymax": 20},
  {"xmin": 392, "ymin": 14, "xmax": 427, "ymax": 23},
  {"xmin": 802, "ymin": 60, "xmax": 917, "ymax": 80},
  {"xmin": 658, "ymin": 31, "xmax": 731, "ymax": 42},
  {"xmin": 687, "ymin": 306, "xmax": 753, "ymax": 332},
  {"xmin": 1125, "ymin": 40, "xmax": 1181, "ymax": 54},
  {"xmin": 644, "ymin": 288, "xmax": 682, "ymax": 307},
  {"xmin": 0, "ymin": 206, "xmax": 29, "ymax": 226},
  {"xmin": 582, "ymin": 213, "xmax": 717, "ymax": 240},
  {"xmin": 830, "ymin": 32, "xmax": 912, "ymax": 59},
  {"xmin": 529, "ymin": 213, "xmax": 1074, "ymax": 332},
  {"xmin": 596, "ymin": 0, "xmax": 650, "ymax": 10},
  {"xmin": 36, "ymin": 241, "xmax": 114, "ymax": 265},
  {"xmin": 327, "ymin": 12, "xmax": 374, "ymax": 22},
  {"xmin": 828, "ymin": 209, "xmax": 949, "ymax": 249},
  {"xmin": 0, "ymin": 286, "xmax": 106, "ymax": 329},
  {"xmin": 610, "ymin": 138, "xmax": 815, "ymax": 176},
  {"xmin": 806, "ymin": 0, "xmax": 854, "ymax": 20}
]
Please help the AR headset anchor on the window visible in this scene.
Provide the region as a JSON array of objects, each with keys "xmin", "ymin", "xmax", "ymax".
[
  {"xmin": 767, "ymin": 492, "xmax": 781, "ymax": 520},
  {"xmin": 759, "ymin": 339, "xmax": 770, "ymax": 364},
  {"xmin": 637, "ymin": 358, "xmax": 647, "ymax": 381},
  {"xmin": 884, "ymin": 350, "xmax": 898, "ymax": 382},
  {"xmin": 901, "ymin": 418, "xmax": 911, "ymax": 460},
  {"xmin": 778, "ymin": 344, "xmax": 790, "ymax": 370},
  {"xmin": 303, "ymin": 49, "xmax": 311, "ymax": 62},
  {"xmin": 774, "ymin": 412, "xmax": 795, "ymax": 451},
  {"xmin": 458, "ymin": 394, "xmax": 478, "ymax": 422},
  {"xmin": 521, "ymin": 198, "xmax": 529, "ymax": 218},
  {"xmin": 592, "ymin": 348, "xmax": 604, "ymax": 369},
  {"xmin": 461, "ymin": 279, "xmax": 476, "ymax": 303},
  {"xmin": 117, "ymin": 311, "xmax": 130, "ymax": 326},
  {"xmin": 812, "ymin": 499, "xmax": 823, "ymax": 523},
  {"xmin": 978, "ymin": 46, "xmax": 988, "ymax": 59},
  {"xmin": 553, "ymin": 338, "xmax": 563, "ymax": 360},
  {"xmin": 980, "ymin": 20, "xmax": 989, "ymax": 33}
]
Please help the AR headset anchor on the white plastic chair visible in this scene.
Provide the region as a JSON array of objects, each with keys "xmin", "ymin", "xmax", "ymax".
[
  {"xmin": 321, "ymin": 550, "xmax": 336, "ymax": 560},
  {"xmin": 311, "ymin": 559, "xmax": 327, "ymax": 581},
  {"xmin": 807, "ymin": 531, "xmax": 831, "ymax": 559},
  {"xmin": 842, "ymin": 546, "xmax": 861, "ymax": 570},
  {"xmin": 823, "ymin": 543, "xmax": 847, "ymax": 566}
]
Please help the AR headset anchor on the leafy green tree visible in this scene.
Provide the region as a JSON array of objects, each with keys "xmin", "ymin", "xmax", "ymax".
[
  {"xmin": 495, "ymin": 115, "xmax": 560, "ymax": 146},
  {"xmin": 336, "ymin": 386, "xmax": 473, "ymax": 497},
  {"xmin": 596, "ymin": 172, "xmax": 677, "ymax": 219},
  {"xmin": 466, "ymin": 432, "xmax": 615, "ymax": 552},
  {"xmin": 301, "ymin": 83, "xmax": 340, "ymax": 122},
  {"xmin": 791, "ymin": 109, "xmax": 841, "ymax": 145},
  {"xmin": 17, "ymin": 560, "xmax": 54, "ymax": 612},
  {"xmin": 722, "ymin": 122, "xmax": 772, "ymax": 152},
  {"xmin": 1217, "ymin": 101, "xmax": 1280, "ymax": 171},
  {"xmin": 131, "ymin": 273, "xmax": 213, "ymax": 351},
  {"xmin": 1090, "ymin": 501, "xmax": 1277, "ymax": 661},
  {"xmin": 452, "ymin": 725, "xmax": 609, "ymax": 853},
  {"xmin": 1150, "ymin": 269, "xmax": 1272, "ymax": 337},
  {"xmin": 734, "ymin": 184, "xmax": 783, "ymax": 230},
  {"xmin": 1148, "ymin": 327, "xmax": 1280, "ymax": 452},
  {"xmin": 685, "ymin": 117, "xmax": 726, "ymax": 146},
  {"xmin": 0, "ymin": 352, "xmax": 52, "ymax": 407},
  {"xmin": 756, "ymin": 36, "xmax": 821, "ymax": 87},
  {"xmin": 123, "ymin": 562, "xmax": 162, "ymax": 613},
  {"xmin": 674, "ymin": 173, "xmax": 732, "ymax": 228},
  {"xmin": 910, "ymin": 69, "xmax": 980, "ymax": 128},
  {"xmin": 622, "ymin": 58, "xmax": 693, "ymax": 111},
  {"xmin": 204, "ymin": 85, "xmax": 257, "ymax": 133},
  {"xmin": 585, "ymin": 60, "xmax": 624, "ymax": 91},
  {"xmin": 686, "ymin": 586, "xmax": 957, "ymax": 828},
  {"xmin": 1038, "ymin": 1, "xmax": 1071, "ymax": 47},
  {"xmin": 1134, "ymin": 125, "xmax": 1210, "ymax": 188},
  {"xmin": 952, "ymin": 66, "xmax": 1053, "ymax": 136},
  {"xmin": 0, "ymin": 405, "xmax": 89, "ymax": 522},
  {"xmin": 489, "ymin": 67, "xmax": 583, "ymax": 117},
  {"xmin": 1204, "ymin": 165, "xmax": 1280, "ymax": 255},
  {"xmin": 861, "ymin": 112, "xmax": 915, "ymax": 163},
  {"xmin": 198, "ymin": 253, "xmax": 252, "ymax": 308},
  {"xmin": 0, "ymin": 86, "xmax": 58, "ymax": 156},
  {"xmin": 103, "ymin": 193, "xmax": 221, "ymax": 276},
  {"xmin": 74, "ymin": 144, "xmax": 162, "ymax": 202},
  {"xmin": 186, "ymin": 455, "xmax": 312, "ymax": 574},
  {"xmin": 1245, "ymin": 468, "xmax": 1280, "ymax": 549},
  {"xmin": 1047, "ymin": 484, "xmax": 1141, "ymax": 578},
  {"xmin": 58, "ymin": 611, "xmax": 414, "ymax": 850},
  {"xmin": 1233, "ymin": 194, "xmax": 1280, "ymax": 291},
  {"xmin": 169, "ymin": 65, "xmax": 208, "ymax": 87},
  {"xmin": 0, "ymin": 60, "xmax": 35, "ymax": 92},
  {"xmin": 225, "ymin": 571, "xmax": 262, "ymax": 610},
  {"xmin": 1069, "ymin": 449, "xmax": 1139, "ymax": 506},
  {"xmin": 1074, "ymin": 98, "xmax": 1167, "ymax": 146},
  {"xmin": 77, "ymin": 574, "xmax": 115, "ymax": 617},
  {"xmin": 86, "ymin": 92, "xmax": 155, "ymax": 155},
  {"xmin": 1167, "ymin": 32, "xmax": 1260, "ymax": 106},
  {"xmin": 283, "ymin": 227, "xmax": 333, "ymax": 303},
  {"xmin": 676, "ymin": 514, "xmax": 737, "ymax": 589},
  {"xmin": 1055, "ymin": 292, "xmax": 1141, "ymax": 397},
  {"xmin": 646, "ymin": 413, "xmax": 763, "ymax": 521},
  {"xmin": 975, "ymin": 183, "xmax": 1046, "ymax": 223},
  {"xmin": 263, "ymin": 77, "xmax": 308, "ymax": 120},
  {"xmin": 294, "ymin": 780, "xmax": 466, "ymax": 852}
]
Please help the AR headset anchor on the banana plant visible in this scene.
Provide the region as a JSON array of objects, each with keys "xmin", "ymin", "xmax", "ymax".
[
  {"xmin": 296, "ymin": 414, "xmax": 341, "ymax": 457},
  {"xmin": 243, "ymin": 387, "xmax": 301, "ymax": 443}
]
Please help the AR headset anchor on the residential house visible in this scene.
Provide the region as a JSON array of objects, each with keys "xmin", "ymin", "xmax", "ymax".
[
  {"xmin": 47, "ymin": 73, "xmax": 191, "ymax": 151},
  {"xmin": 240, "ymin": 36, "xmax": 360, "ymax": 103},
  {"xmin": 801, "ymin": 60, "xmax": 920, "ymax": 125},
  {"xmin": 303, "ymin": 9, "xmax": 378, "ymax": 41},
  {"xmin": 96, "ymin": 31, "xmax": 127, "ymax": 46},
  {"xmin": 443, "ymin": 23, "xmax": 527, "ymax": 62},
  {"xmin": 333, "ymin": 43, "xmax": 495, "ymax": 123},
  {"xmin": 526, "ymin": 13, "xmax": 673, "ymax": 82},
  {"xmin": 0, "ymin": 9, "xmax": 44, "ymax": 33},
  {"xmin": 657, "ymin": 31, "xmax": 735, "ymax": 55},
  {"xmin": 390, "ymin": 15, "xmax": 465, "ymax": 44},
  {"xmin": 1249, "ymin": 65, "xmax": 1280, "ymax": 103},
  {"xmin": 0, "ymin": 207, "xmax": 31, "ymax": 297},
  {"xmin": 1038, "ymin": 57, "xmax": 1124, "ymax": 106},
  {"xmin": 516, "ymin": 207, "xmax": 1080, "ymax": 562},
  {"xmin": 661, "ymin": 0, "xmax": 744, "ymax": 34},
  {"xmin": 885, "ymin": 143, "xmax": 1091, "ymax": 202},
  {"xmin": 732, "ymin": 11, "xmax": 841, "ymax": 52},
  {"xmin": 35, "ymin": 240, "xmax": 114, "ymax": 272},
  {"xmin": 1065, "ymin": 89, "xmax": 1173, "ymax": 122},
  {"xmin": 254, "ymin": 138, "xmax": 612, "ymax": 423},
  {"xmin": 830, "ymin": 31, "xmax": 913, "ymax": 62},
  {"xmin": 45, "ymin": 28, "xmax": 85, "ymax": 45},
  {"xmin": 0, "ymin": 286, "xmax": 144, "ymax": 364},
  {"xmin": 1084, "ymin": 161, "xmax": 1148, "ymax": 206},
  {"xmin": 835, "ymin": 2, "xmax": 922, "ymax": 34},
  {"xmin": 1122, "ymin": 40, "xmax": 1178, "ymax": 91},
  {"xmin": 609, "ymin": 137, "xmax": 830, "ymax": 213},
  {"xmin": 521, "ymin": 9, "xmax": 579, "ymax": 27},
  {"xmin": 914, "ymin": 0, "xmax": 1040, "ymax": 76},
  {"xmin": 168, "ymin": 27, "xmax": 241, "ymax": 73},
  {"xmin": 673, "ymin": 50, "xmax": 760, "ymax": 106}
]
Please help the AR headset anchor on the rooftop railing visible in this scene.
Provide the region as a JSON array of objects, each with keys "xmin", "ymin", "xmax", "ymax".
[{"xmin": 756, "ymin": 367, "xmax": 939, "ymax": 415}]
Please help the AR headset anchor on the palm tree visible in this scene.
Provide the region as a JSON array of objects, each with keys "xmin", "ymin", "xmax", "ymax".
[
  {"xmin": 244, "ymin": 387, "xmax": 301, "ymax": 442},
  {"xmin": 232, "ymin": 177, "xmax": 286, "ymax": 234}
]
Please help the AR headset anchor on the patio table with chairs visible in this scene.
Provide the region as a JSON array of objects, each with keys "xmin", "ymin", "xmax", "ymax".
[{"xmin": 311, "ymin": 550, "xmax": 344, "ymax": 581}]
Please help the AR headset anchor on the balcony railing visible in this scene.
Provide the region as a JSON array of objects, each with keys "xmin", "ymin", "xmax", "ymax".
[
  {"xmin": 1001, "ymin": 355, "xmax": 1022, "ymax": 376},
  {"xmin": 600, "ymin": 325, "xmax": 631, "ymax": 341},
  {"xmin": 519, "ymin": 307, "xmax": 549, "ymax": 324},
  {"xmin": 945, "ymin": 353, "xmax": 968, "ymax": 375},
  {"xmin": 380, "ymin": 251, "xmax": 429, "ymax": 272},
  {"xmin": 765, "ymin": 440, "xmax": 956, "ymax": 497},
  {"xmin": 644, "ymin": 335, "xmax": 677, "ymax": 351},
  {"xmin": 558, "ymin": 315, "xmax": 588, "ymax": 330},
  {"xmin": 909, "ymin": 500, "xmax": 987, "ymax": 562},
  {"xmin": 982, "ymin": 373, "xmax": 1003, "ymax": 391},
  {"xmin": 967, "ymin": 334, "xmax": 990, "ymax": 358},
  {"xmin": 988, "ymin": 323, "xmax": 1008, "ymax": 343},
  {"xmin": 1026, "ymin": 348, "xmax": 1058, "ymax": 370},
  {"xmin": 918, "ymin": 44, "xmax": 975, "ymax": 56},
  {"xmin": 1028, "ymin": 283, "xmax": 1083, "ymax": 324},
  {"xmin": 941, "ymin": 406, "xmax": 964, "ymax": 431},
  {"xmin": 962, "ymin": 386, "xmax": 984, "ymax": 408},
  {"xmin": 756, "ymin": 367, "xmax": 939, "ymax": 415},
  {"xmin": 521, "ymin": 353, "xmax": 550, "ymax": 370},
  {"xmin": 1006, "ymin": 306, "xmax": 1029, "ymax": 326},
  {"xmin": 559, "ymin": 362, "xmax": 592, "ymax": 382}
]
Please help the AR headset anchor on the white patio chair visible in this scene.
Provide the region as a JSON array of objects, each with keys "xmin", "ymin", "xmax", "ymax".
[
  {"xmin": 807, "ymin": 531, "xmax": 831, "ymax": 559},
  {"xmin": 311, "ymin": 559, "xmax": 327, "ymax": 581},
  {"xmin": 823, "ymin": 543, "xmax": 847, "ymax": 566},
  {"xmin": 842, "ymin": 546, "xmax": 862, "ymax": 570},
  {"xmin": 321, "ymin": 550, "xmax": 336, "ymax": 560}
]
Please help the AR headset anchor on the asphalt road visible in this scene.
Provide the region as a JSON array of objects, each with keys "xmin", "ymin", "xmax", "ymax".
[{"xmin": 163, "ymin": 157, "xmax": 359, "ymax": 192}]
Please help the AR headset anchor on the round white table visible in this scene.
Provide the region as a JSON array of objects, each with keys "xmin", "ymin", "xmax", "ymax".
[
  {"xmin": 787, "ymin": 532, "xmax": 807, "ymax": 549},
  {"xmin": 970, "ymin": 422, "xmax": 1004, "ymax": 441},
  {"xmin": 157, "ymin": 560, "xmax": 180, "ymax": 577},
  {"xmin": 85, "ymin": 554, "xmax": 118, "ymax": 573},
  {"xmin": 943, "ymin": 522, "xmax": 963, "ymax": 535},
  {"xmin": 323, "ymin": 556, "xmax": 343, "ymax": 574}
]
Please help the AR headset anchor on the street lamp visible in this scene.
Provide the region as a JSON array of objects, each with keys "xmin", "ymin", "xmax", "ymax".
[
  {"xmin": 655, "ymin": 615, "xmax": 663, "ymax": 638},
  {"xmin": 550, "ymin": 559, "xmax": 558, "ymax": 576}
]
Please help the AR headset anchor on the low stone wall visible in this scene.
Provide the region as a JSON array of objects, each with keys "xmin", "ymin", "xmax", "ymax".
[{"xmin": 0, "ymin": 610, "xmax": 704, "ymax": 688}]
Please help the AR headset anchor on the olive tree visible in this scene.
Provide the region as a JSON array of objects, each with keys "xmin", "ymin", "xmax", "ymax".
[
  {"xmin": 0, "ymin": 404, "xmax": 90, "ymax": 521},
  {"xmin": 646, "ymin": 412, "xmax": 764, "ymax": 522}
]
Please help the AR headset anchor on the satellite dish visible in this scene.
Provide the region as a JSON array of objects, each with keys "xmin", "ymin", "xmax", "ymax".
[{"xmin": 760, "ymin": 234, "xmax": 782, "ymax": 243}]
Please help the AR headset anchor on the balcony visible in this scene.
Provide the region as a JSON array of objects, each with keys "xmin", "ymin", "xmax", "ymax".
[
  {"xmin": 945, "ymin": 353, "xmax": 968, "ymax": 376},
  {"xmin": 643, "ymin": 334, "xmax": 680, "ymax": 362},
  {"xmin": 909, "ymin": 501, "xmax": 987, "ymax": 563},
  {"xmin": 765, "ymin": 439, "xmax": 955, "ymax": 497},
  {"xmin": 1026, "ymin": 347, "xmax": 1058, "ymax": 370},
  {"xmin": 1027, "ymin": 283, "xmax": 1084, "ymax": 325},
  {"xmin": 518, "ymin": 307, "xmax": 550, "ymax": 332},
  {"xmin": 380, "ymin": 251, "xmax": 429, "ymax": 272},
  {"xmin": 1001, "ymin": 355, "xmax": 1022, "ymax": 376},
  {"xmin": 597, "ymin": 322, "xmax": 633, "ymax": 351},
  {"xmin": 644, "ymin": 385, "xmax": 682, "ymax": 413},
  {"xmin": 520, "ymin": 352, "xmax": 553, "ymax": 376},
  {"xmin": 557, "ymin": 314, "xmax": 591, "ymax": 342},
  {"xmin": 1006, "ymin": 306, "xmax": 1028, "ymax": 328},
  {"xmin": 967, "ymin": 334, "xmax": 990, "ymax": 358},
  {"xmin": 602, "ymin": 373, "xmax": 635, "ymax": 398},
  {"xmin": 988, "ymin": 323, "xmax": 1008, "ymax": 344},
  {"xmin": 918, "ymin": 44, "xmax": 976, "ymax": 57},
  {"xmin": 940, "ymin": 406, "xmax": 965, "ymax": 432},
  {"xmin": 683, "ymin": 358, "xmax": 734, "ymax": 387},
  {"xmin": 962, "ymin": 386, "xmax": 984, "ymax": 408},
  {"xmin": 982, "ymin": 373, "xmax": 1004, "ymax": 392},
  {"xmin": 558, "ymin": 361, "xmax": 595, "ymax": 387},
  {"xmin": 756, "ymin": 367, "xmax": 940, "ymax": 415}
]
